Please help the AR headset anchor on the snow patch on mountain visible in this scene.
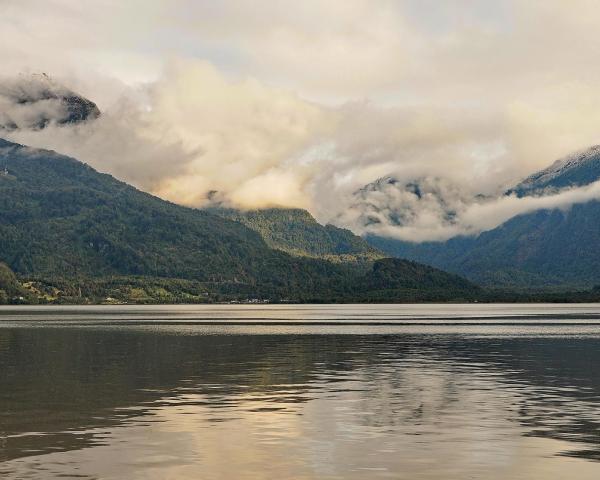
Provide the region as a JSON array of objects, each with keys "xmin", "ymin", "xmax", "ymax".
[{"xmin": 510, "ymin": 145, "xmax": 600, "ymax": 196}]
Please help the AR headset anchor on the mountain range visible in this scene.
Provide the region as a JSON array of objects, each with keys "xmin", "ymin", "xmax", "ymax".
[
  {"xmin": 3, "ymin": 74, "xmax": 600, "ymax": 300},
  {"xmin": 0, "ymin": 137, "xmax": 477, "ymax": 304},
  {"xmin": 368, "ymin": 146, "xmax": 600, "ymax": 289}
]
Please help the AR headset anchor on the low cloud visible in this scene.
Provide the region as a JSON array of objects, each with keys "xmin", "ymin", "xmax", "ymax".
[
  {"xmin": 2, "ymin": 63, "xmax": 513, "ymax": 214},
  {"xmin": 5, "ymin": 62, "xmax": 600, "ymax": 243},
  {"xmin": 4, "ymin": 2, "xmax": 600, "ymax": 242},
  {"xmin": 349, "ymin": 180, "xmax": 600, "ymax": 242},
  {"xmin": 4, "ymin": 61, "xmax": 334, "ymax": 208},
  {"xmin": 0, "ymin": 74, "xmax": 75, "ymax": 130}
]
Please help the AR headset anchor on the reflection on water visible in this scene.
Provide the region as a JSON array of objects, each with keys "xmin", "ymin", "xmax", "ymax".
[{"xmin": 1, "ymin": 305, "xmax": 600, "ymax": 479}]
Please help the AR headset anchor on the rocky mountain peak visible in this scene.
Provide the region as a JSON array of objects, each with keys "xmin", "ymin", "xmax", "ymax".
[
  {"xmin": 0, "ymin": 73, "xmax": 100, "ymax": 131},
  {"xmin": 510, "ymin": 145, "xmax": 600, "ymax": 196}
]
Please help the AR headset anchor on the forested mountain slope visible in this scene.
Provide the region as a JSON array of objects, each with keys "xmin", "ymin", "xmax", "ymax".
[
  {"xmin": 368, "ymin": 146, "xmax": 600, "ymax": 289},
  {"xmin": 212, "ymin": 207, "xmax": 383, "ymax": 263},
  {"xmin": 0, "ymin": 138, "xmax": 477, "ymax": 303}
]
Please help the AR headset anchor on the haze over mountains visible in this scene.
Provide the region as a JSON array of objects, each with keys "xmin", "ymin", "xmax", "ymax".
[
  {"xmin": 368, "ymin": 146, "xmax": 600, "ymax": 288},
  {"xmin": 509, "ymin": 146, "xmax": 600, "ymax": 197},
  {"xmin": 5, "ymin": 2, "xmax": 600, "ymax": 279},
  {"xmin": 0, "ymin": 136, "xmax": 477, "ymax": 303},
  {"xmin": 0, "ymin": 73, "xmax": 100, "ymax": 131},
  {"xmin": 2, "ymin": 74, "xmax": 600, "ymax": 298}
]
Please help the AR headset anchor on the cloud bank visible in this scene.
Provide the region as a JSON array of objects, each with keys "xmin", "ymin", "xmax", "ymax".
[
  {"xmin": 3, "ymin": 1, "xmax": 600, "ymax": 241},
  {"xmin": 340, "ymin": 175, "xmax": 600, "ymax": 242}
]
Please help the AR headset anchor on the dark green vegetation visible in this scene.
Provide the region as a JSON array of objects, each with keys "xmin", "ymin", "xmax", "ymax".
[
  {"xmin": 350, "ymin": 258, "xmax": 478, "ymax": 302},
  {"xmin": 368, "ymin": 146, "xmax": 600, "ymax": 289},
  {"xmin": 369, "ymin": 204, "xmax": 600, "ymax": 288},
  {"xmin": 0, "ymin": 138, "xmax": 478, "ymax": 304},
  {"xmin": 0, "ymin": 262, "xmax": 32, "ymax": 303},
  {"xmin": 211, "ymin": 207, "xmax": 383, "ymax": 263}
]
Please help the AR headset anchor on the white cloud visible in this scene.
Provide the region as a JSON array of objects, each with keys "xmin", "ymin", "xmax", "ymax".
[
  {"xmin": 350, "ymin": 180, "xmax": 600, "ymax": 243},
  {"xmin": 4, "ymin": 61, "xmax": 334, "ymax": 208},
  {"xmin": 3, "ymin": 1, "xmax": 600, "ymax": 241}
]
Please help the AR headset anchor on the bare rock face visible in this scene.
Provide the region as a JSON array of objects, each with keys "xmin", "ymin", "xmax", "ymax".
[{"xmin": 0, "ymin": 73, "xmax": 100, "ymax": 131}]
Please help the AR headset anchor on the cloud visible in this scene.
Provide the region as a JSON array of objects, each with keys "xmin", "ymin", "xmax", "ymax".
[
  {"xmin": 4, "ymin": 61, "xmax": 334, "ymax": 208},
  {"xmin": 163, "ymin": 0, "xmax": 419, "ymax": 101},
  {"xmin": 2, "ymin": 63, "xmax": 510, "ymax": 213},
  {"xmin": 3, "ymin": 1, "xmax": 600, "ymax": 241},
  {"xmin": 347, "ymin": 179, "xmax": 600, "ymax": 243},
  {"xmin": 335, "ymin": 176, "xmax": 475, "ymax": 241},
  {"xmin": 0, "ymin": 73, "xmax": 100, "ymax": 132},
  {"xmin": 5, "ymin": 61, "xmax": 600, "ymax": 240}
]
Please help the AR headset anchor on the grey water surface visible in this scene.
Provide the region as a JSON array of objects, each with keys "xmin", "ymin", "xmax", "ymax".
[{"xmin": 2, "ymin": 304, "xmax": 600, "ymax": 479}]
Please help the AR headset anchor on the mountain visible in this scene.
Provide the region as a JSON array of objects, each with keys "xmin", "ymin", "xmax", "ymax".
[
  {"xmin": 0, "ymin": 138, "xmax": 477, "ymax": 303},
  {"xmin": 509, "ymin": 145, "xmax": 600, "ymax": 196},
  {"xmin": 211, "ymin": 207, "xmax": 383, "ymax": 263},
  {"xmin": 368, "ymin": 146, "xmax": 600, "ymax": 289},
  {"xmin": 336, "ymin": 175, "xmax": 471, "ymax": 233},
  {"xmin": 0, "ymin": 73, "xmax": 100, "ymax": 131},
  {"xmin": 351, "ymin": 257, "xmax": 478, "ymax": 301}
]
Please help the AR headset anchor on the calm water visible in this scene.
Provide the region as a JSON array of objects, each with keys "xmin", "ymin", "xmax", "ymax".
[{"xmin": 2, "ymin": 305, "xmax": 600, "ymax": 479}]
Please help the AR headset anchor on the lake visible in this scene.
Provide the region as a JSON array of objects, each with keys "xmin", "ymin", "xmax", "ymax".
[{"xmin": 2, "ymin": 304, "xmax": 600, "ymax": 479}]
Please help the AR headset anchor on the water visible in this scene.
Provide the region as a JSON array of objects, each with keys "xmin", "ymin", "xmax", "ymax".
[{"xmin": 2, "ymin": 304, "xmax": 600, "ymax": 479}]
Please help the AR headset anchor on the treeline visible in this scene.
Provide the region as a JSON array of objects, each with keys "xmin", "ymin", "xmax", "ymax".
[
  {"xmin": 0, "ymin": 258, "xmax": 481, "ymax": 305},
  {"xmin": 8, "ymin": 259, "xmax": 600, "ymax": 305}
]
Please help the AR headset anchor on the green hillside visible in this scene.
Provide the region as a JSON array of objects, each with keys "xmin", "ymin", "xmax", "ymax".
[
  {"xmin": 0, "ymin": 262, "xmax": 31, "ymax": 303},
  {"xmin": 370, "ymin": 203, "xmax": 600, "ymax": 290},
  {"xmin": 368, "ymin": 146, "xmax": 600, "ymax": 289},
  {"xmin": 0, "ymin": 138, "xmax": 477, "ymax": 303},
  {"xmin": 211, "ymin": 207, "xmax": 383, "ymax": 263}
]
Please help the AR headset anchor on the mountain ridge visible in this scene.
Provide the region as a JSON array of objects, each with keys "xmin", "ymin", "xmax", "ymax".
[
  {"xmin": 508, "ymin": 145, "xmax": 600, "ymax": 197},
  {"xmin": 0, "ymin": 73, "xmax": 100, "ymax": 131},
  {"xmin": 210, "ymin": 207, "xmax": 384, "ymax": 264},
  {"xmin": 368, "ymin": 145, "xmax": 600, "ymax": 288},
  {"xmin": 0, "ymin": 138, "xmax": 478, "ymax": 303}
]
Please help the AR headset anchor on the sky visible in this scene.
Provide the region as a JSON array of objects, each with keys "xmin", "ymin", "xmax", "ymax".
[{"xmin": 2, "ymin": 0, "xmax": 600, "ymax": 241}]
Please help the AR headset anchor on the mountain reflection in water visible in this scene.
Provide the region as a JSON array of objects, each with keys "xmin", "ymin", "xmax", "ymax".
[{"xmin": 1, "ymin": 305, "xmax": 600, "ymax": 479}]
